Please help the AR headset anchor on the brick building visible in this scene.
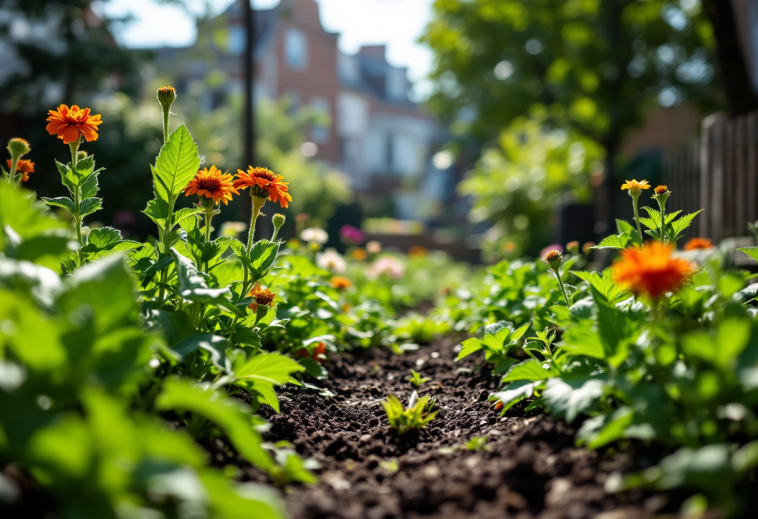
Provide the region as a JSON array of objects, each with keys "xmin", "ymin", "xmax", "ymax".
[{"xmin": 154, "ymin": 0, "xmax": 447, "ymax": 223}]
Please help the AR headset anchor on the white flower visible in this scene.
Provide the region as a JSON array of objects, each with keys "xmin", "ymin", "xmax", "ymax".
[
  {"xmin": 301, "ymin": 227, "xmax": 328, "ymax": 244},
  {"xmin": 366, "ymin": 240, "xmax": 382, "ymax": 254},
  {"xmin": 366, "ymin": 256, "xmax": 405, "ymax": 280},
  {"xmin": 316, "ymin": 248, "xmax": 347, "ymax": 273}
]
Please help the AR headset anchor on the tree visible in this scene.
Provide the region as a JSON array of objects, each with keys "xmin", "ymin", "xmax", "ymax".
[
  {"xmin": 701, "ymin": 0, "xmax": 758, "ymax": 116},
  {"xmin": 422, "ymin": 0, "xmax": 719, "ymax": 228},
  {"xmin": 0, "ymin": 0, "xmax": 147, "ymax": 112}
]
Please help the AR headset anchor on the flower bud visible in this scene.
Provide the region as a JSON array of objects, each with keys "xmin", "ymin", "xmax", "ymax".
[
  {"xmin": 272, "ymin": 213, "xmax": 286, "ymax": 230},
  {"xmin": 566, "ymin": 241, "xmax": 579, "ymax": 255},
  {"xmin": 652, "ymin": 185, "xmax": 670, "ymax": 206},
  {"xmin": 543, "ymin": 249, "xmax": 563, "ymax": 271},
  {"xmin": 7, "ymin": 138, "xmax": 30, "ymax": 159},
  {"xmin": 582, "ymin": 242, "xmax": 595, "ymax": 256},
  {"xmin": 157, "ymin": 86, "xmax": 177, "ymax": 109},
  {"xmin": 76, "ymin": 150, "xmax": 87, "ymax": 161}
]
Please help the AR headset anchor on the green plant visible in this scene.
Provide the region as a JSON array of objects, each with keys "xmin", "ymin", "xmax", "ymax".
[
  {"xmin": 381, "ymin": 391, "xmax": 439, "ymax": 435},
  {"xmin": 456, "ymin": 321, "xmax": 531, "ymax": 374},
  {"xmin": 407, "ymin": 370, "xmax": 429, "ymax": 388}
]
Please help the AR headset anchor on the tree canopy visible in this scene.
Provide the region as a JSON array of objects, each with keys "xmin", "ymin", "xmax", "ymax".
[{"xmin": 422, "ymin": 0, "xmax": 719, "ymax": 152}]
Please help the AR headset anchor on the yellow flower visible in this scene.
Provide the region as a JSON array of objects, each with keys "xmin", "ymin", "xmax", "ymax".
[
  {"xmin": 612, "ymin": 241, "xmax": 695, "ymax": 298},
  {"xmin": 621, "ymin": 179, "xmax": 650, "ymax": 197},
  {"xmin": 654, "ymin": 185, "xmax": 668, "ymax": 195},
  {"xmin": 184, "ymin": 166, "xmax": 239, "ymax": 205}
]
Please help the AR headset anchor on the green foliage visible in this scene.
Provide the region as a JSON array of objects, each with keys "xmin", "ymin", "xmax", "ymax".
[
  {"xmin": 381, "ymin": 392, "xmax": 439, "ymax": 435},
  {"xmin": 408, "ymin": 369, "xmax": 429, "ymax": 388},
  {"xmin": 457, "ymin": 321, "xmax": 530, "ymax": 373},
  {"xmin": 423, "ymin": 0, "xmax": 717, "ymax": 148},
  {"xmin": 459, "ymin": 117, "xmax": 604, "ymax": 257}
]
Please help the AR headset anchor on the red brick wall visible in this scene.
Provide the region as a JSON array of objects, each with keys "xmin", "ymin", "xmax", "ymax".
[{"xmin": 272, "ymin": 0, "xmax": 340, "ymax": 163}]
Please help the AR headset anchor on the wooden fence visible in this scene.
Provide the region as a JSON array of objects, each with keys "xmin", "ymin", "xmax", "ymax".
[{"xmin": 664, "ymin": 111, "xmax": 758, "ymax": 242}]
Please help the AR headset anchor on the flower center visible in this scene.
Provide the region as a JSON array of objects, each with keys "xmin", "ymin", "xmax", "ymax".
[
  {"xmin": 252, "ymin": 169, "xmax": 276, "ymax": 181},
  {"xmin": 197, "ymin": 175, "xmax": 222, "ymax": 192}
]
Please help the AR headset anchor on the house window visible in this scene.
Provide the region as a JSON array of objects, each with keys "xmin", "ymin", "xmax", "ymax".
[
  {"xmin": 285, "ymin": 29, "xmax": 307, "ymax": 70},
  {"xmin": 310, "ymin": 97, "xmax": 330, "ymax": 143},
  {"xmin": 228, "ymin": 26, "xmax": 245, "ymax": 55}
]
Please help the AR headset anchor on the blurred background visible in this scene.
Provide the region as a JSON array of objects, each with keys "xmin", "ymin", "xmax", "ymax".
[{"xmin": 1, "ymin": 0, "xmax": 756, "ymax": 261}]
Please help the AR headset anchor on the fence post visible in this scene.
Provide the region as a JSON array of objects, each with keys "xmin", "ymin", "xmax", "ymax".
[{"xmin": 700, "ymin": 113, "xmax": 726, "ymax": 241}]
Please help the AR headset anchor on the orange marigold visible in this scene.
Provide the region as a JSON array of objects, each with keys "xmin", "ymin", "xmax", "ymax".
[
  {"xmin": 331, "ymin": 276, "xmax": 352, "ymax": 290},
  {"xmin": 7, "ymin": 159, "xmax": 34, "ymax": 182},
  {"xmin": 234, "ymin": 166, "xmax": 292, "ymax": 208},
  {"xmin": 612, "ymin": 242, "xmax": 696, "ymax": 298},
  {"xmin": 247, "ymin": 282, "xmax": 277, "ymax": 313},
  {"xmin": 184, "ymin": 166, "xmax": 239, "ymax": 205},
  {"xmin": 46, "ymin": 104, "xmax": 102, "ymax": 145},
  {"xmin": 684, "ymin": 237, "xmax": 714, "ymax": 251},
  {"xmin": 654, "ymin": 185, "xmax": 668, "ymax": 195}
]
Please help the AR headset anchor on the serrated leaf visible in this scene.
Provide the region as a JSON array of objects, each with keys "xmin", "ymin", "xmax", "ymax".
[
  {"xmin": 592, "ymin": 233, "xmax": 628, "ymax": 250},
  {"xmin": 171, "ymin": 248, "xmax": 241, "ymax": 314},
  {"xmin": 573, "ymin": 270, "xmax": 627, "ymax": 304},
  {"xmin": 42, "ymin": 196, "xmax": 76, "ymax": 214},
  {"xmin": 79, "ymin": 197, "xmax": 103, "ymax": 217},
  {"xmin": 739, "ymin": 247, "xmax": 758, "ymax": 263}
]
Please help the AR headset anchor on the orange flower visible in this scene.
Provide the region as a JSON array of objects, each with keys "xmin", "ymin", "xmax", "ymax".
[
  {"xmin": 247, "ymin": 281, "xmax": 277, "ymax": 313},
  {"xmin": 234, "ymin": 166, "xmax": 292, "ymax": 208},
  {"xmin": 184, "ymin": 166, "xmax": 239, "ymax": 205},
  {"xmin": 654, "ymin": 185, "xmax": 668, "ymax": 195},
  {"xmin": 331, "ymin": 276, "xmax": 352, "ymax": 290},
  {"xmin": 46, "ymin": 104, "xmax": 102, "ymax": 145},
  {"xmin": 408, "ymin": 246, "xmax": 427, "ymax": 258},
  {"xmin": 6, "ymin": 159, "xmax": 34, "ymax": 182},
  {"xmin": 684, "ymin": 237, "xmax": 713, "ymax": 251},
  {"xmin": 352, "ymin": 248, "xmax": 367, "ymax": 261},
  {"xmin": 612, "ymin": 242, "xmax": 695, "ymax": 298}
]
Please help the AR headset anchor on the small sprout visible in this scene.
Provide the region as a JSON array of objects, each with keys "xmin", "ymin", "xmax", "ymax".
[
  {"xmin": 408, "ymin": 369, "xmax": 429, "ymax": 387},
  {"xmin": 466, "ymin": 436, "xmax": 489, "ymax": 451},
  {"xmin": 379, "ymin": 459, "xmax": 399, "ymax": 473},
  {"xmin": 381, "ymin": 391, "xmax": 439, "ymax": 435}
]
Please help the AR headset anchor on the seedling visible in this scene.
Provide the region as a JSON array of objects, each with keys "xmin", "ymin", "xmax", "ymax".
[
  {"xmin": 456, "ymin": 321, "xmax": 530, "ymax": 373},
  {"xmin": 408, "ymin": 369, "xmax": 429, "ymax": 387},
  {"xmin": 465, "ymin": 436, "xmax": 489, "ymax": 451},
  {"xmin": 381, "ymin": 391, "xmax": 439, "ymax": 435}
]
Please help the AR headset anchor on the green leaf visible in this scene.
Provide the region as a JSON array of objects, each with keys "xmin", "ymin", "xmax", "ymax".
[
  {"xmin": 156, "ymin": 378, "xmax": 274, "ymax": 472},
  {"xmin": 456, "ymin": 338, "xmax": 483, "ymax": 360},
  {"xmin": 42, "ymin": 196, "xmax": 76, "ymax": 214},
  {"xmin": 738, "ymin": 247, "xmax": 758, "ymax": 264},
  {"xmin": 233, "ymin": 353, "xmax": 305, "ymax": 386},
  {"xmin": 544, "ymin": 376, "xmax": 606, "ymax": 423},
  {"xmin": 592, "ymin": 233, "xmax": 628, "ymax": 250},
  {"xmin": 14, "ymin": 235, "xmax": 78, "ymax": 271},
  {"xmin": 489, "ymin": 380, "xmax": 538, "ymax": 414},
  {"xmin": 172, "ymin": 333, "xmax": 229, "ymax": 370},
  {"xmin": 560, "ymin": 322, "xmax": 605, "ymax": 359},
  {"xmin": 501, "ymin": 359, "xmax": 556, "ymax": 382},
  {"xmin": 171, "ymin": 249, "xmax": 241, "ymax": 315},
  {"xmin": 152, "ymin": 125, "xmax": 200, "ymax": 203},
  {"xmin": 79, "ymin": 197, "xmax": 103, "ymax": 217},
  {"xmin": 573, "ymin": 270, "xmax": 628, "ymax": 304},
  {"xmin": 668, "ymin": 210, "xmax": 703, "ymax": 243},
  {"xmin": 82, "ymin": 227, "xmax": 141, "ymax": 261}
]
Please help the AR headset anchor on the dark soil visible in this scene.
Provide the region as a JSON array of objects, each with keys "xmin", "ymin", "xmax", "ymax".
[{"xmin": 256, "ymin": 336, "xmax": 694, "ymax": 519}]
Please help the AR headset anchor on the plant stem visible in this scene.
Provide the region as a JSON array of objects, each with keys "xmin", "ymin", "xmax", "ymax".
[
  {"xmin": 632, "ymin": 195, "xmax": 643, "ymax": 242},
  {"xmin": 659, "ymin": 203, "xmax": 666, "ymax": 244},
  {"xmin": 553, "ymin": 269, "xmax": 571, "ymax": 306},
  {"xmin": 8, "ymin": 157, "xmax": 18, "ymax": 184},
  {"xmin": 162, "ymin": 106, "xmax": 170, "ymax": 144},
  {"xmin": 203, "ymin": 208, "xmax": 213, "ymax": 272},
  {"xmin": 241, "ymin": 196, "xmax": 265, "ymax": 295},
  {"xmin": 69, "ymin": 139, "xmax": 84, "ymax": 265}
]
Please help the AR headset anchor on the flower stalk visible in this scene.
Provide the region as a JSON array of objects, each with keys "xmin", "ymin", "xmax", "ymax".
[
  {"xmin": 621, "ymin": 179, "xmax": 650, "ymax": 242},
  {"xmin": 544, "ymin": 250, "xmax": 570, "ymax": 306}
]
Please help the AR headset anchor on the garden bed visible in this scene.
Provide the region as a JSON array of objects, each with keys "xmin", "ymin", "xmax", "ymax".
[{"xmin": 208, "ymin": 336, "xmax": 686, "ymax": 519}]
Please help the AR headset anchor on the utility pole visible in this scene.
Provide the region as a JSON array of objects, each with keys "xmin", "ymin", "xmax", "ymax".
[{"xmin": 243, "ymin": 0, "xmax": 255, "ymax": 169}]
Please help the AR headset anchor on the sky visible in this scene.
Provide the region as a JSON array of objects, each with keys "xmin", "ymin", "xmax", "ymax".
[{"xmin": 102, "ymin": 0, "xmax": 435, "ymax": 99}]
